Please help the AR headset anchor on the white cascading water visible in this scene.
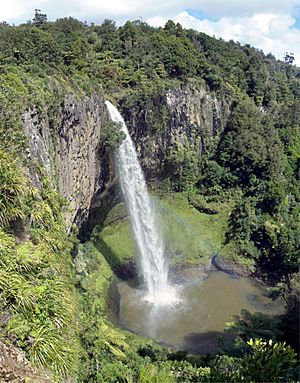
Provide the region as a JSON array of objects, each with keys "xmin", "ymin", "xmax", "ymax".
[{"xmin": 105, "ymin": 101, "xmax": 177, "ymax": 305}]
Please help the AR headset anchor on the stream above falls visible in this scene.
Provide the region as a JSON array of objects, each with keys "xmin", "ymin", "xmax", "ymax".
[{"xmin": 115, "ymin": 269, "xmax": 285, "ymax": 354}]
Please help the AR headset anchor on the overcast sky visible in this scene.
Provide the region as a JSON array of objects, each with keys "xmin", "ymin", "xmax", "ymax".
[{"xmin": 1, "ymin": 0, "xmax": 300, "ymax": 66}]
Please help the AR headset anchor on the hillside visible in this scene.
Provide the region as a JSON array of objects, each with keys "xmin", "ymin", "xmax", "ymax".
[{"xmin": 0, "ymin": 11, "xmax": 299, "ymax": 382}]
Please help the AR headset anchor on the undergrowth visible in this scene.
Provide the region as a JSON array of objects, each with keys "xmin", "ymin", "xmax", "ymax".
[{"xmin": 0, "ymin": 156, "xmax": 80, "ymax": 380}]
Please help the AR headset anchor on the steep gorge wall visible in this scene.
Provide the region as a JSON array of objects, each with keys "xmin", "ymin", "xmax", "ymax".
[
  {"xmin": 24, "ymin": 93, "xmax": 112, "ymax": 232},
  {"xmin": 22, "ymin": 84, "xmax": 233, "ymax": 233},
  {"xmin": 122, "ymin": 84, "xmax": 233, "ymax": 180}
]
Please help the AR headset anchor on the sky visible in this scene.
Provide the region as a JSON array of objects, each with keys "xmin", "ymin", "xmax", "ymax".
[{"xmin": 1, "ymin": 0, "xmax": 300, "ymax": 66}]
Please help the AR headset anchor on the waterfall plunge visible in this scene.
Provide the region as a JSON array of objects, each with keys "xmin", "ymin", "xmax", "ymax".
[{"xmin": 105, "ymin": 101, "xmax": 177, "ymax": 305}]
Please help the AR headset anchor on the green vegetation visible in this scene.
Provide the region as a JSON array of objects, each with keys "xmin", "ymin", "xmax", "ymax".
[
  {"xmin": 215, "ymin": 100, "xmax": 299, "ymax": 283},
  {"xmin": 0, "ymin": 168, "xmax": 79, "ymax": 379},
  {"xmin": 102, "ymin": 120, "xmax": 126, "ymax": 149},
  {"xmin": 208, "ymin": 339, "xmax": 297, "ymax": 383},
  {"xmin": 95, "ymin": 193, "xmax": 248, "ymax": 268},
  {"xmin": 158, "ymin": 193, "xmax": 238, "ymax": 265},
  {"xmin": 0, "ymin": 9, "xmax": 299, "ymax": 382}
]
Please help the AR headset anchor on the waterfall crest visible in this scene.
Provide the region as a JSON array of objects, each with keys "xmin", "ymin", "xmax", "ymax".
[{"xmin": 105, "ymin": 101, "xmax": 176, "ymax": 305}]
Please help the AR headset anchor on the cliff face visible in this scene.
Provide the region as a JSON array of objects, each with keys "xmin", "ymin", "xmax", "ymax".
[
  {"xmin": 24, "ymin": 93, "xmax": 111, "ymax": 232},
  {"xmin": 5, "ymin": 83, "xmax": 233, "ymax": 380},
  {"xmin": 22, "ymin": 84, "xmax": 233, "ymax": 232},
  {"xmin": 122, "ymin": 84, "xmax": 232, "ymax": 180}
]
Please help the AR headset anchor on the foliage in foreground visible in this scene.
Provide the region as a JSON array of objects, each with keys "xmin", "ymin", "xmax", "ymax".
[
  {"xmin": 0, "ymin": 154, "xmax": 80, "ymax": 379},
  {"xmin": 0, "ymin": 10, "xmax": 299, "ymax": 382}
]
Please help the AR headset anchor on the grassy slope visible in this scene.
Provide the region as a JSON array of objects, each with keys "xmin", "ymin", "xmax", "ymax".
[
  {"xmin": 158, "ymin": 193, "xmax": 232, "ymax": 265},
  {"xmin": 94, "ymin": 192, "xmax": 253, "ymax": 269}
]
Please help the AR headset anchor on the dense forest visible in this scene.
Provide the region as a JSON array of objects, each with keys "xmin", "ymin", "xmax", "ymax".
[{"xmin": 0, "ymin": 10, "xmax": 299, "ymax": 382}]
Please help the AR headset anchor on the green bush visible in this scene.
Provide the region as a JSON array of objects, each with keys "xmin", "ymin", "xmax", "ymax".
[
  {"xmin": 242, "ymin": 338, "xmax": 297, "ymax": 382},
  {"xmin": 102, "ymin": 120, "xmax": 126, "ymax": 149}
]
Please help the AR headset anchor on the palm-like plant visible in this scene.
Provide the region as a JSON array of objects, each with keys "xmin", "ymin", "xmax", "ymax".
[
  {"xmin": 0, "ymin": 150, "xmax": 34, "ymax": 227},
  {"xmin": 28, "ymin": 324, "xmax": 78, "ymax": 377},
  {"xmin": 0, "ymin": 224, "xmax": 79, "ymax": 380}
]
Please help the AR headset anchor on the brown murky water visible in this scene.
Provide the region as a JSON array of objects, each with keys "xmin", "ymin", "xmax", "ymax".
[{"xmin": 117, "ymin": 271, "xmax": 284, "ymax": 353}]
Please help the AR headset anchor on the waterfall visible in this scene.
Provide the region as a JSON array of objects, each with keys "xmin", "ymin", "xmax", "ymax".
[{"xmin": 105, "ymin": 101, "xmax": 176, "ymax": 305}]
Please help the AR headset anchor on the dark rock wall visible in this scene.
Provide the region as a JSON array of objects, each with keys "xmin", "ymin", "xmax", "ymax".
[
  {"xmin": 23, "ymin": 84, "xmax": 233, "ymax": 233},
  {"xmin": 24, "ymin": 93, "xmax": 112, "ymax": 232},
  {"xmin": 122, "ymin": 84, "xmax": 232, "ymax": 180}
]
